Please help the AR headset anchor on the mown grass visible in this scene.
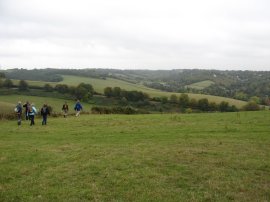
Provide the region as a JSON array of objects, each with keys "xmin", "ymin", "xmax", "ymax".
[{"xmin": 0, "ymin": 111, "xmax": 269, "ymax": 201}]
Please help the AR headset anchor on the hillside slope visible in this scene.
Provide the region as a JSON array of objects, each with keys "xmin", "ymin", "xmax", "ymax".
[
  {"xmin": 3, "ymin": 68, "xmax": 270, "ymax": 102},
  {"xmin": 59, "ymin": 75, "xmax": 247, "ymax": 108},
  {"xmin": 9, "ymin": 75, "xmax": 247, "ymax": 108}
]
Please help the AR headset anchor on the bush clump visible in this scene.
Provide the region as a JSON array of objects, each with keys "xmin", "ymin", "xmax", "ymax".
[{"xmin": 91, "ymin": 106, "xmax": 148, "ymax": 114}]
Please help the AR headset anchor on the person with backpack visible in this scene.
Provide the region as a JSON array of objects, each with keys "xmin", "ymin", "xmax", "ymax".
[
  {"xmin": 62, "ymin": 101, "xmax": 69, "ymax": 118},
  {"xmin": 23, "ymin": 101, "xmax": 31, "ymax": 120},
  {"xmin": 28, "ymin": 103, "xmax": 37, "ymax": 126},
  {"xmin": 74, "ymin": 100, "xmax": 83, "ymax": 117},
  {"xmin": 15, "ymin": 101, "xmax": 23, "ymax": 126},
  {"xmin": 41, "ymin": 104, "xmax": 50, "ymax": 125}
]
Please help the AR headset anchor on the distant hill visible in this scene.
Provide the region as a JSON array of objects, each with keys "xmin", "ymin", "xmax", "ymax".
[
  {"xmin": 58, "ymin": 75, "xmax": 247, "ymax": 108},
  {"xmin": 1, "ymin": 68, "xmax": 270, "ymax": 105},
  {"xmin": 6, "ymin": 75, "xmax": 247, "ymax": 108}
]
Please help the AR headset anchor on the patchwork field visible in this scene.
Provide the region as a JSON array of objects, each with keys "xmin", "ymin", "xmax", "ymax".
[
  {"xmin": 60, "ymin": 76, "xmax": 247, "ymax": 108},
  {"xmin": 10, "ymin": 75, "xmax": 247, "ymax": 108},
  {"xmin": 0, "ymin": 111, "xmax": 269, "ymax": 201}
]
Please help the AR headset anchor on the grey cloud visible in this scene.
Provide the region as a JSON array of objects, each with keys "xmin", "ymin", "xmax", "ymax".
[{"xmin": 0, "ymin": 0, "xmax": 270, "ymax": 70}]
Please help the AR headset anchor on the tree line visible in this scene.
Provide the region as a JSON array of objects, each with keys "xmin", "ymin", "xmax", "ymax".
[
  {"xmin": 2, "ymin": 68, "xmax": 270, "ymax": 105},
  {"xmin": 0, "ymin": 77, "xmax": 94, "ymax": 102},
  {"xmin": 3, "ymin": 69, "xmax": 63, "ymax": 82},
  {"xmin": 104, "ymin": 87, "xmax": 149, "ymax": 102},
  {"xmin": 0, "ymin": 75, "xmax": 263, "ymax": 113},
  {"xmin": 102, "ymin": 86, "xmax": 261, "ymax": 112},
  {"xmin": 44, "ymin": 83, "xmax": 94, "ymax": 102}
]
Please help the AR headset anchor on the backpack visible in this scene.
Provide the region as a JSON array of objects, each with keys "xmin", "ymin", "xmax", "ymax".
[
  {"xmin": 32, "ymin": 107, "xmax": 37, "ymax": 114},
  {"xmin": 14, "ymin": 105, "xmax": 21, "ymax": 113},
  {"xmin": 14, "ymin": 107, "xmax": 18, "ymax": 113}
]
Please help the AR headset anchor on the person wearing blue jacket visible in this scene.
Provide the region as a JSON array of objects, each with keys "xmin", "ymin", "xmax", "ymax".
[
  {"xmin": 28, "ymin": 103, "xmax": 37, "ymax": 126},
  {"xmin": 74, "ymin": 100, "xmax": 83, "ymax": 117}
]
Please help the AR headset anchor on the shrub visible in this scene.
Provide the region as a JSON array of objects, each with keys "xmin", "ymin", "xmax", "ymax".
[
  {"xmin": 3, "ymin": 79, "xmax": 13, "ymax": 88},
  {"xmin": 219, "ymin": 101, "xmax": 229, "ymax": 112},
  {"xmin": 43, "ymin": 84, "xmax": 54, "ymax": 92},
  {"xmin": 186, "ymin": 108, "xmax": 193, "ymax": 113},
  {"xmin": 18, "ymin": 80, "xmax": 29, "ymax": 91},
  {"xmin": 55, "ymin": 84, "xmax": 69, "ymax": 94},
  {"xmin": 243, "ymin": 101, "xmax": 260, "ymax": 111},
  {"xmin": 161, "ymin": 96, "xmax": 168, "ymax": 104},
  {"xmin": 170, "ymin": 94, "xmax": 178, "ymax": 104},
  {"xmin": 198, "ymin": 98, "xmax": 209, "ymax": 111},
  {"xmin": 91, "ymin": 106, "xmax": 143, "ymax": 114},
  {"xmin": 104, "ymin": 87, "xmax": 113, "ymax": 97},
  {"xmin": 179, "ymin": 93, "xmax": 189, "ymax": 108}
]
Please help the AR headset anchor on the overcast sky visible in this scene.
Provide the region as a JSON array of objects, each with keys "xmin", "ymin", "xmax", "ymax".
[{"xmin": 0, "ymin": 0, "xmax": 270, "ymax": 70}]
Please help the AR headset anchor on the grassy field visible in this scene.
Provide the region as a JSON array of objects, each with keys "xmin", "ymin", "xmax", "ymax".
[
  {"xmin": 62, "ymin": 76, "xmax": 249, "ymax": 108},
  {"xmin": 11, "ymin": 79, "xmax": 56, "ymax": 88},
  {"xmin": 10, "ymin": 75, "xmax": 247, "ymax": 108},
  {"xmin": 0, "ymin": 95, "xmax": 93, "ymax": 114},
  {"xmin": 0, "ymin": 111, "xmax": 269, "ymax": 201},
  {"xmin": 10, "ymin": 75, "xmax": 157, "ymax": 92},
  {"xmin": 59, "ymin": 76, "xmax": 247, "ymax": 107},
  {"xmin": 186, "ymin": 80, "xmax": 215, "ymax": 90},
  {"xmin": 60, "ymin": 75, "xmax": 158, "ymax": 94},
  {"xmin": 0, "ymin": 101, "xmax": 15, "ymax": 114}
]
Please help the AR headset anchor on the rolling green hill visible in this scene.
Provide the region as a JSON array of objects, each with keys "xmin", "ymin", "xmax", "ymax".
[
  {"xmin": 4, "ymin": 68, "xmax": 270, "ymax": 105},
  {"xmin": 59, "ymin": 76, "xmax": 247, "ymax": 108},
  {"xmin": 10, "ymin": 75, "xmax": 247, "ymax": 108},
  {"xmin": 0, "ymin": 111, "xmax": 269, "ymax": 201},
  {"xmin": 60, "ymin": 75, "xmax": 157, "ymax": 93}
]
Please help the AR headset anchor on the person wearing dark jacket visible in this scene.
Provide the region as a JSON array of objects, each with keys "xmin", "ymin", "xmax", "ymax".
[
  {"xmin": 41, "ymin": 104, "xmax": 50, "ymax": 125},
  {"xmin": 62, "ymin": 101, "xmax": 69, "ymax": 118},
  {"xmin": 15, "ymin": 101, "xmax": 23, "ymax": 125},
  {"xmin": 22, "ymin": 101, "xmax": 30, "ymax": 120}
]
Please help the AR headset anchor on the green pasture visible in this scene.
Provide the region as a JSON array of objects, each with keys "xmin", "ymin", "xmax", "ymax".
[
  {"xmin": 0, "ymin": 111, "xmax": 269, "ymax": 201},
  {"xmin": 186, "ymin": 80, "xmax": 215, "ymax": 90},
  {"xmin": 10, "ymin": 75, "xmax": 247, "ymax": 108},
  {"xmin": 59, "ymin": 76, "xmax": 247, "ymax": 108},
  {"xmin": 0, "ymin": 101, "xmax": 15, "ymax": 114},
  {"xmin": 0, "ymin": 95, "xmax": 93, "ymax": 114},
  {"xmin": 60, "ymin": 75, "xmax": 158, "ymax": 93},
  {"xmin": 11, "ymin": 79, "xmax": 55, "ymax": 88}
]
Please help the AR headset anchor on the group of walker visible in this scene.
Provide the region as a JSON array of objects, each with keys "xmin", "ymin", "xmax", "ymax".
[{"xmin": 15, "ymin": 100, "xmax": 83, "ymax": 126}]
